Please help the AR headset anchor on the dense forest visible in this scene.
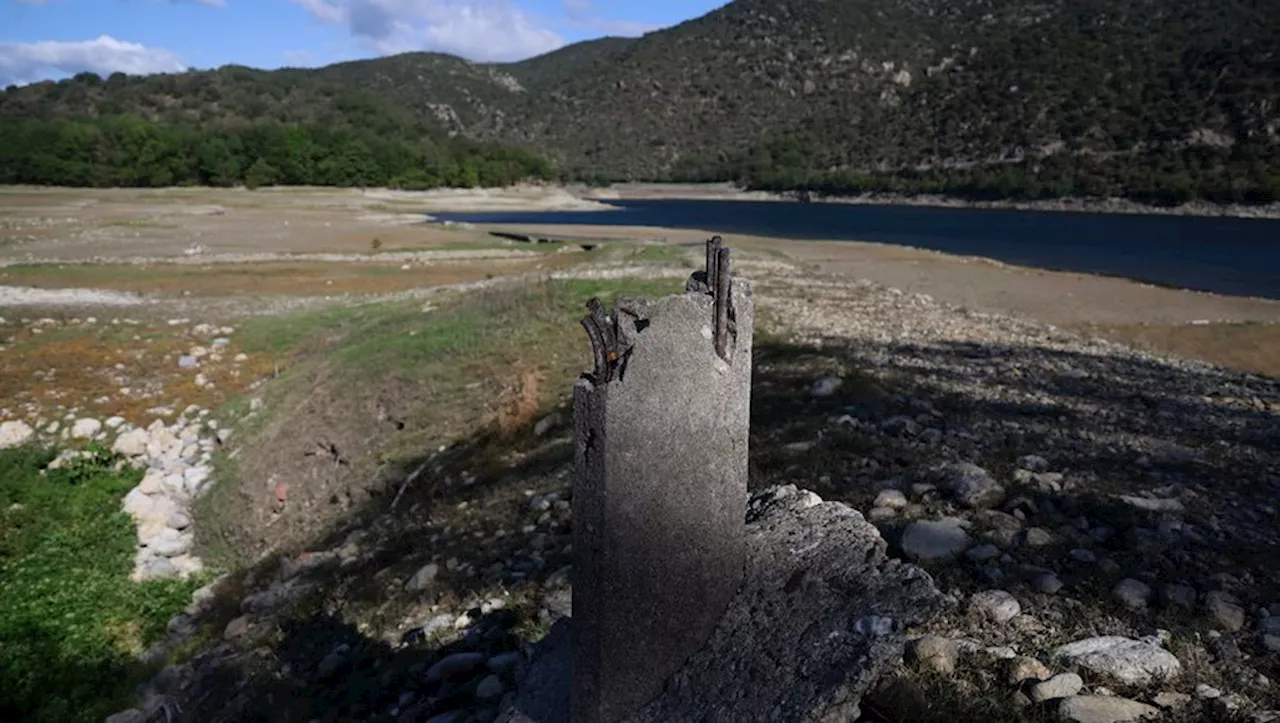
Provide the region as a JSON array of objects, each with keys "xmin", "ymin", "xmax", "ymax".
[
  {"xmin": 2, "ymin": 0, "xmax": 1278, "ymax": 203},
  {"xmin": 0, "ymin": 68, "xmax": 554, "ymax": 189},
  {"xmin": 0, "ymin": 115, "xmax": 554, "ymax": 189}
]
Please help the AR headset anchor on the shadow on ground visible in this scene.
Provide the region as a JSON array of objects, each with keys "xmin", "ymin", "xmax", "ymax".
[{"xmin": 44, "ymin": 328, "xmax": 1280, "ymax": 721}]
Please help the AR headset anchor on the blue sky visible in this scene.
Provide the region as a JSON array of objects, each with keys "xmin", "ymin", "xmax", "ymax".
[{"xmin": 0, "ymin": 0, "xmax": 726, "ymax": 86}]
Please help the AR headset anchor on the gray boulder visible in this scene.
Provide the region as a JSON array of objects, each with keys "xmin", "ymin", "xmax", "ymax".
[
  {"xmin": 902, "ymin": 518, "xmax": 973, "ymax": 561},
  {"xmin": 940, "ymin": 462, "xmax": 1005, "ymax": 508},
  {"xmin": 1057, "ymin": 695, "xmax": 1160, "ymax": 722},
  {"xmin": 1051, "ymin": 636, "xmax": 1181, "ymax": 685},
  {"xmin": 502, "ymin": 485, "xmax": 943, "ymax": 723}
]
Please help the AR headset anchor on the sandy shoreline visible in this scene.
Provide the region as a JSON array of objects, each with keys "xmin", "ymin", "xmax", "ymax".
[{"xmin": 3, "ymin": 185, "xmax": 1277, "ymax": 376}]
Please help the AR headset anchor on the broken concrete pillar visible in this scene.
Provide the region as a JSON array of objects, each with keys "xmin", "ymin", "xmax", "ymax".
[{"xmin": 572, "ymin": 238, "xmax": 753, "ymax": 723}]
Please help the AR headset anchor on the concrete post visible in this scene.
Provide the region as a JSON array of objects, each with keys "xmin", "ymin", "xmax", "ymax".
[{"xmin": 571, "ymin": 239, "xmax": 753, "ymax": 723}]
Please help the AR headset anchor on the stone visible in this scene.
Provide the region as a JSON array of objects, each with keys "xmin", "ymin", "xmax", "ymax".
[
  {"xmin": 1021, "ymin": 527, "xmax": 1055, "ymax": 547},
  {"xmin": 426, "ymin": 652, "xmax": 487, "ymax": 683},
  {"xmin": 1069, "ymin": 548, "xmax": 1098, "ymax": 564},
  {"xmin": 148, "ymin": 529, "xmax": 193, "ymax": 558},
  {"xmin": 406, "ymin": 563, "xmax": 440, "ymax": 591},
  {"xmin": 317, "ymin": 648, "xmax": 348, "ymax": 679},
  {"xmin": 1119, "ymin": 495, "xmax": 1184, "ymax": 514},
  {"xmin": 1034, "ymin": 573, "xmax": 1065, "ymax": 595},
  {"xmin": 475, "ymin": 674, "xmax": 506, "ymax": 702},
  {"xmin": 1151, "ymin": 691, "xmax": 1190, "ymax": 709},
  {"xmin": 1204, "ymin": 591, "xmax": 1246, "ymax": 632},
  {"xmin": 1113, "ymin": 579, "xmax": 1152, "ymax": 610},
  {"xmin": 811, "ymin": 376, "xmax": 842, "ymax": 397},
  {"xmin": 908, "ymin": 635, "xmax": 959, "ymax": 674},
  {"xmin": 1007, "ymin": 656, "xmax": 1052, "ymax": 685},
  {"xmin": 166, "ymin": 510, "xmax": 192, "ymax": 530},
  {"xmin": 941, "ymin": 462, "xmax": 1005, "ymax": 508},
  {"xmin": 1016, "ymin": 455, "xmax": 1051, "ymax": 472},
  {"xmin": 1160, "ymin": 584, "xmax": 1196, "ymax": 610},
  {"xmin": 1030, "ymin": 672, "xmax": 1083, "ymax": 702},
  {"xmin": 0, "ymin": 420, "xmax": 35, "ymax": 448},
  {"xmin": 1052, "ymin": 636, "xmax": 1181, "ymax": 685},
  {"xmin": 488, "ymin": 652, "xmax": 524, "ymax": 675},
  {"xmin": 874, "ymin": 489, "xmax": 909, "ymax": 509},
  {"xmin": 1265, "ymin": 634, "xmax": 1280, "ymax": 654},
  {"xmin": 1058, "ymin": 695, "xmax": 1160, "ymax": 723},
  {"xmin": 867, "ymin": 506, "xmax": 897, "ymax": 522},
  {"xmin": 969, "ymin": 590, "xmax": 1021, "ymax": 623},
  {"xmin": 71, "ymin": 418, "xmax": 102, "ymax": 439},
  {"xmin": 1194, "ymin": 683, "xmax": 1222, "ymax": 699},
  {"xmin": 901, "ymin": 518, "xmax": 973, "ymax": 561},
  {"xmin": 506, "ymin": 487, "xmax": 943, "ymax": 723},
  {"xmin": 966, "ymin": 543, "xmax": 1001, "ymax": 562},
  {"xmin": 224, "ymin": 615, "xmax": 251, "ymax": 639},
  {"xmin": 571, "ymin": 279, "xmax": 755, "ymax": 723},
  {"xmin": 112, "ymin": 429, "xmax": 150, "ymax": 457},
  {"xmin": 105, "ymin": 710, "xmax": 147, "ymax": 723},
  {"xmin": 136, "ymin": 555, "xmax": 174, "ymax": 580},
  {"xmin": 178, "ymin": 356, "xmax": 198, "ymax": 369}
]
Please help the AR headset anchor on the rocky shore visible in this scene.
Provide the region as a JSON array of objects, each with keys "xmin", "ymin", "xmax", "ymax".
[{"xmin": 594, "ymin": 183, "xmax": 1280, "ymax": 219}]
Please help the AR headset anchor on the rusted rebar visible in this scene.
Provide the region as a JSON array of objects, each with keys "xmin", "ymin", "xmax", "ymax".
[
  {"xmin": 713, "ymin": 246, "xmax": 731, "ymax": 360},
  {"xmin": 706, "ymin": 235, "xmax": 723, "ymax": 292}
]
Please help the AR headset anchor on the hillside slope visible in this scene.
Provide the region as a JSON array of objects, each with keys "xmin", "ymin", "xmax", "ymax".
[{"xmin": 2, "ymin": 0, "xmax": 1278, "ymax": 201}]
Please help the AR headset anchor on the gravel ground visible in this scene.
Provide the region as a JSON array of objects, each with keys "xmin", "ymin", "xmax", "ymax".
[{"xmin": 88, "ymin": 262, "xmax": 1279, "ymax": 723}]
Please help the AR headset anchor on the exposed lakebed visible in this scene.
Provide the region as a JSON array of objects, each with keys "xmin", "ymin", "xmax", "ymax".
[{"xmin": 431, "ymin": 199, "xmax": 1280, "ymax": 300}]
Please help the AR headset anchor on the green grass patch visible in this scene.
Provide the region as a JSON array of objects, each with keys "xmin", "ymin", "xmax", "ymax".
[{"xmin": 0, "ymin": 445, "xmax": 203, "ymax": 722}]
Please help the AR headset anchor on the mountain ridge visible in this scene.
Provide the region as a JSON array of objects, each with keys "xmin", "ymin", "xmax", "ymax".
[{"xmin": 2, "ymin": 0, "xmax": 1278, "ymax": 202}]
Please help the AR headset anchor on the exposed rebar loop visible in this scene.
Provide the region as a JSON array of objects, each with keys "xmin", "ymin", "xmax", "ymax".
[
  {"xmin": 713, "ymin": 246, "xmax": 732, "ymax": 361},
  {"xmin": 581, "ymin": 297, "xmax": 621, "ymax": 383}
]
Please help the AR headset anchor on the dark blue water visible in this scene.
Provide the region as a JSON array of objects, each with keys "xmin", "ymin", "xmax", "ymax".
[{"xmin": 431, "ymin": 199, "xmax": 1280, "ymax": 300}]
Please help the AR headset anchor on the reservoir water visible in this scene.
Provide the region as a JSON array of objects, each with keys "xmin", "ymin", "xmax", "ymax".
[{"xmin": 431, "ymin": 199, "xmax": 1280, "ymax": 300}]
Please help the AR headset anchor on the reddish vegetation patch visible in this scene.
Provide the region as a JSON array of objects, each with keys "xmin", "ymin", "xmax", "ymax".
[
  {"xmin": 494, "ymin": 368, "xmax": 543, "ymax": 435},
  {"xmin": 0, "ymin": 320, "xmax": 277, "ymax": 426}
]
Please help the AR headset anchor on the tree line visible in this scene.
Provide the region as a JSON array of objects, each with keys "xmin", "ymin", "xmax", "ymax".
[
  {"xmin": 667, "ymin": 135, "xmax": 1280, "ymax": 206},
  {"xmin": 0, "ymin": 114, "xmax": 556, "ymax": 190}
]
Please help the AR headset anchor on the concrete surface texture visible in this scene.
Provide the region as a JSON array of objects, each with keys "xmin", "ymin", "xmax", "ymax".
[{"xmin": 570, "ymin": 271, "xmax": 754, "ymax": 723}]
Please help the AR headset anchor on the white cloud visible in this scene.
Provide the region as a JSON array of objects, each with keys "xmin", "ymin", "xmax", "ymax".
[
  {"xmin": 561, "ymin": 0, "xmax": 658, "ymax": 37},
  {"xmin": 0, "ymin": 35, "xmax": 185, "ymax": 87},
  {"xmin": 290, "ymin": 0, "xmax": 564, "ymax": 62}
]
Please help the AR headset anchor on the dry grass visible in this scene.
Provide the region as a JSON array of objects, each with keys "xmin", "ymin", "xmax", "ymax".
[
  {"xmin": 1, "ymin": 257, "xmax": 585, "ymax": 298},
  {"xmin": 0, "ymin": 320, "xmax": 278, "ymax": 425},
  {"xmin": 1075, "ymin": 321, "xmax": 1280, "ymax": 378}
]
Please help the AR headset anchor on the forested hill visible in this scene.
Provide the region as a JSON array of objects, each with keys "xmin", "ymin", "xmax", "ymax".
[
  {"xmin": 3, "ymin": 0, "xmax": 1279, "ymax": 203},
  {"xmin": 0, "ymin": 67, "xmax": 555, "ymax": 189}
]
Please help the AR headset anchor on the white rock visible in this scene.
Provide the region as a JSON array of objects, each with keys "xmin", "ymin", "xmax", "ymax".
[
  {"xmin": 874, "ymin": 489, "xmax": 909, "ymax": 509},
  {"xmin": 1113, "ymin": 579, "xmax": 1152, "ymax": 610},
  {"xmin": 810, "ymin": 376, "xmax": 842, "ymax": 397},
  {"xmin": 1030, "ymin": 672, "xmax": 1083, "ymax": 702},
  {"xmin": 137, "ymin": 469, "xmax": 165, "ymax": 494},
  {"xmin": 122, "ymin": 488, "xmax": 156, "ymax": 518},
  {"xmin": 406, "ymin": 563, "xmax": 440, "ymax": 591},
  {"xmin": 969, "ymin": 590, "xmax": 1021, "ymax": 623},
  {"xmin": 112, "ymin": 429, "xmax": 150, "ymax": 457},
  {"xmin": 1052, "ymin": 636, "xmax": 1182, "ymax": 685},
  {"xmin": 1058, "ymin": 695, "xmax": 1160, "ymax": 723},
  {"xmin": 148, "ymin": 529, "xmax": 193, "ymax": 558},
  {"xmin": 0, "ymin": 420, "xmax": 34, "ymax": 449},
  {"xmin": 1118, "ymin": 495, "xmax": 1184, "ymax": 514}
]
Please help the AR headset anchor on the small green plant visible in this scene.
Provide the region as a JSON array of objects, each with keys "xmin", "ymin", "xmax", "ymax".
[{"xmin": 0, "ymin": 445, "xmax": 203, "ymax": 722}]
